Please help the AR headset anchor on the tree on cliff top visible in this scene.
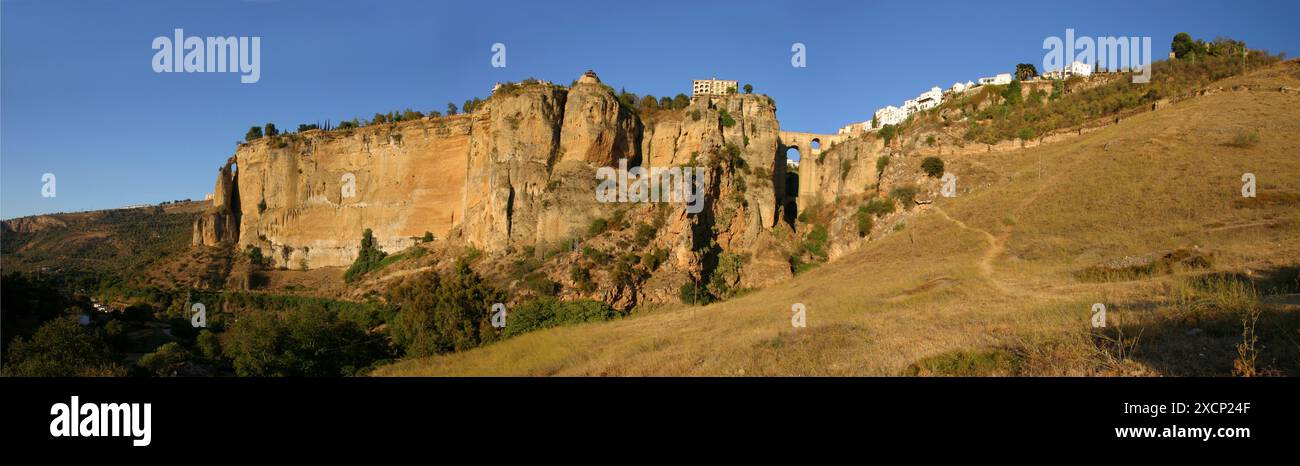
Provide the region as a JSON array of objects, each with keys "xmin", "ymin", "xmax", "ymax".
[
  {"xmin": 244, "ymin": 126, "xmax": 263, "ymax": 142},
  {"xmin": 1015, "ymin": 64, "xmax": 1038, "ymax": 81}
]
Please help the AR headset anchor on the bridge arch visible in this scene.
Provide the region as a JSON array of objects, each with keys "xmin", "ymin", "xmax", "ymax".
[{"xmin": 777, "ymin": 131, "xmax": 847, "ymax": 219}]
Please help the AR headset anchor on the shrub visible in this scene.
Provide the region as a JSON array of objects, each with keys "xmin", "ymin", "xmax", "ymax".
[
  {"xmin": 587, "ymin": 218, "xmax": 608, "ymax": 237},
  {"xmin": 875, "ymin": 155, "xmax": 890, "ymax": 174},
  {"xmin": 569, "ymin": 264, "xmax": 595, "ymax": 293},
  {"xmin": 244, "ymin": 126, "xmax": 263, "ymax": 142},
  {"xmin": 344, "ymin": 229, "xmax": 388, "ymax": 282},
  {"xmin": 855, "ymin": 207, "xmax": 874, "ymax": 237},
  {"xmin": 921, "ymin": 157, "xmax": 945, "ymax": 178},
  {"xmin": 1, "ymin": 317, "xmax": 124, "ymax": 377},
  {"xmin": 221, "ymin": 303, "xmax": 389, "ymax": 376},
  {"xmin": 691, "ymin": 110, "xmax": 702, "ymax": 121},
  {"xmin": 136, "ymin": 342, "xmax": 196, "ymax": 377},
  {"xmin": 718, "ymin": 108, "xmax": 736, "ymax": 127},
  {"xmin": 385, "ymin": 262, "xmax": 505, "ymax": 357},
  {"xmin": 1227, "ymin": 129, "xmax": 1260, "ymax": 148},
  {"xmin": 889, "ymin": 184, "xmax": 919, "ymax": 209},
  {"xmin": 861, "ymin": 197, "xmax": 896, "ymax": 217},
  {"xmin": 502, "ymin": 298, "xmax": 617, "ymax": 338},
  {"xmin": 679, "ymin": 281, "xmax": 713, "ymax": 306}
]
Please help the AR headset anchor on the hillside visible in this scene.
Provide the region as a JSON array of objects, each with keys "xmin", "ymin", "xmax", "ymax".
[
  {"xmin": 374, "ymin": 60, "xmax": 1300, "ymax": 376},
  {"xmin": 1, "ymin": 201, "xmax": 209, "ymax": 282}
]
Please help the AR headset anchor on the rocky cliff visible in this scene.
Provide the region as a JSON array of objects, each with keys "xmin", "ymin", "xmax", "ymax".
[{"xmin": 194, "ymin": 76, "xmax": 800, "ymax": 306}]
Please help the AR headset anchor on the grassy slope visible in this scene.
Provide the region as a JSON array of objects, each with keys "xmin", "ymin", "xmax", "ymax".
[{"xmin": 375, "ymin": 63, "xmax": 1300, "ymax": 376}]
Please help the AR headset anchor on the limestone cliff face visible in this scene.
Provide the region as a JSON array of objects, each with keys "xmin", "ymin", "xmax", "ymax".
[
  {"xmin": 194, "ymin": 81, "xmax": 797, "ymax": 306},
  {"xmin": 192, "ymin": 158, "xmax": 239, "ymax": 246}
]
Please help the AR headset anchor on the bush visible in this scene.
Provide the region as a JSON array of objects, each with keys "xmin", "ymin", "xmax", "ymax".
[
  {"xmin": 244, "ymin": 126, "xmax": 263, "ymax": 142},
  {"xmin": 861, "ymin": 197, "xmax": 896, "ymax": 217},
  {"xmin": 2, "ymin": 317, "xmax": 125, "ymax": 377},
  {"xmin": 1227, "ymin": 129, "xmax": 1260, "ymax": 148},
  {"xmin": 875, "ymin": 155, "xmax": 890, "ymax": 174},
  {"xmin": 718, "ymin": 108, "xmax": 736, "ymax": 127},
  {"xmin": 344, "ymin": 229, "xmax": 388, "ymax": 282},
  {"xmin": 587, "ymin": 218, "xmax": 608, "ymax": 237},
  {"xmin": 855, "ymin": 208, "xmax": 874, "ymax": 237},
  {"xmin": 136, "ymin": 342, "xmax": 196, "ymax": 377},
  {"xmin": 502, "ymin": 298, "xmax": 617, "ymax": 338},
  {"xmin": 889, "ymin": 184, "xmax": 919, "ymax": 209},
  {"xmin": 679, "ymin": 281, "xmax": 713, "ymax": 306},
  {"xmin": 569, "ymin": 264, "xmax": 594, "ymax": 293},
  {"xmin": 921, "ymin": 157, "xmax": 945, "ymax": 178},
  {"xmin": 221, "ymin": 303, "xmax": 390, "ymax": 376},
  {"xmin": 385, "ymin": 262, "xmax": 505, "ymax": 357}
]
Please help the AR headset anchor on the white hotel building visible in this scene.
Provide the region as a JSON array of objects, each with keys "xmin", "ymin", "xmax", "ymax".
[{"xmin": 692, "ymin": 78, "xmax": 738, "ymax": 98}]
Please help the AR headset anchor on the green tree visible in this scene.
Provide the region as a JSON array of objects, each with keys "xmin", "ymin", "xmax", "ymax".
[
  {"xmin": 1171, "ymin": 32, "xmax": 1196, "ymax": 58},
  {"xmin": 220, "ymin": 303, "xmax": 388, "ymax": 376},
  {"xmin": 245, "ymin": 126, "xmax": 264, "ymax": 142},
  {"xmin": 386, "ymin": 262, "xmax": 506, "ymax": 356},
  {"xmin": 263, "ymin": 123, "xmax": 279, "ymax": 137},
  {"xmin": 1002, "ymin": 80, "xmax": 1023, "ymax": 106},
  {"xmin": 743, "ymin": 83, "xmax": 753, "ymax": 94},
  {"xmin": 2, "ymin": 317, "xmax": 124, "ymax": 377},
  {"xmin": 446, "ymin": 102, "xmax": 458, "ymax": 116},
  {"xmin": 1015, "ymin": 63, "xmax": 1039, "ymax": 81},
  {"xmin": 921, "ymin": 157, "xmax": 945, "ymax": 178},
  {"xmin": 672, "ymin": 93, "xmax": 690, "ymax": 109},
  {"xmin": 344, "ymin": 228, "xmax": 388, "ymax": 282},
  {"xmin": 136, "ymin": 342, "xmax": 195, "ymax": 377}
]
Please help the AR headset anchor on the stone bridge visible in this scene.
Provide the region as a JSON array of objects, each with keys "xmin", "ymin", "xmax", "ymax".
[{"xmin": 778, "ymin": 130, "xmax": 848, "ymax": 208}]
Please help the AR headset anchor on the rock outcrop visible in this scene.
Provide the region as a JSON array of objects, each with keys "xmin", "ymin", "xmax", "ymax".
[{"xmin": 195, "ymin": 75, "xmax": 803, "ymax": 306}]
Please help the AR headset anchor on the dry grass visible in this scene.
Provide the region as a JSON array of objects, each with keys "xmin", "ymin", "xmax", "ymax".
[{"xmin": 373, "ymin": 62, "xmax": 1300, "ymax": 377}]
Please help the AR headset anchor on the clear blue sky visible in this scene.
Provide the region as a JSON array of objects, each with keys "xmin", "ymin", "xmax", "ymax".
[{"xmin": 2, "ymin": 0, "xmax": 1296, "ymax": 219}]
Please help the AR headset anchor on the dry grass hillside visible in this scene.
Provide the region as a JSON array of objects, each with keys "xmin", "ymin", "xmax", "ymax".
[{"xmin": 375, "ymin": 61, "xmax": 1300, "ymax": 377}]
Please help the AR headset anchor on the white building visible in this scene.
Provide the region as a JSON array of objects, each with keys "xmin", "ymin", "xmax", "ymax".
[
  {"xmin": 914, "ymin": 86, "xmax": 942, "ymax": 111},
  {"xmin": 978, "ymin": 73, "xmax": 1013, "ymax": 85},
  {"xmin": 692, "ymin": 78, "xmax": 738, "ymax": 97},
  {"xmin": 874, "ymin": 105, "xmax": 908, "ymax": 127},
  {"xmin": 1068, "ymin": 60, "xmax": 1093, "ymax": 77},
  {"xmin": 1042, "ymin": 61, "xmax": 1093, "ymax": 80}
]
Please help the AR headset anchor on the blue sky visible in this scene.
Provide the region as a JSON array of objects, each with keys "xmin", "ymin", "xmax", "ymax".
[{"xmin": 2, "ymin": 0, "xmax": 1296, "ymax": 219}]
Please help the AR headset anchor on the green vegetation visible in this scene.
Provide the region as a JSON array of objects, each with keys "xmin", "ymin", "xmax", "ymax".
[
  {"xmin": 386, "ymin": 261, "xmax": 506, "ymax": 357},
  {"xmin": 854, "ymin": 208, "xmax": 874, "ymax": 237},
  {"xmin": 244, "ymin": 126, "xmax": 263, "ymax": 142},
  {"xmin": 1227, "ymin": 129, "xmax": 1260, "ymax": 148},
  {"xmin": 940, "ymin": 36, "xmax": 1278, "ymax": 146},
  {"xmin": 221, "ymin": 303, "xmax": 389, "ymax": 376},
  {"xmin": 344, "ymin": 229, "xmax": 388, "ymax": 282},
  {"xmin": 1015, "ymin": 63, "xmax": 1038, "ymax": 81},
  {"xmin": 718, "ymin": 108, "xmax": 736, "ymax": 127},
  {"xmin": 2, "ymin": 317, "xmax": 125, "ymax": 377},
  {"xmin": 889, "ymin": 184, "xmax": 919, "ymax": 209},
  {"xmin": 905, "ymin": 348, "xmax": 1021, "ymax": 376},
  {"xmin": 502, "ymin": 298, "xmax": 618, "ymax": 338},
  {"xmin": 921, "ymin": 157, "xmax": 945, "ymax": 178}
]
